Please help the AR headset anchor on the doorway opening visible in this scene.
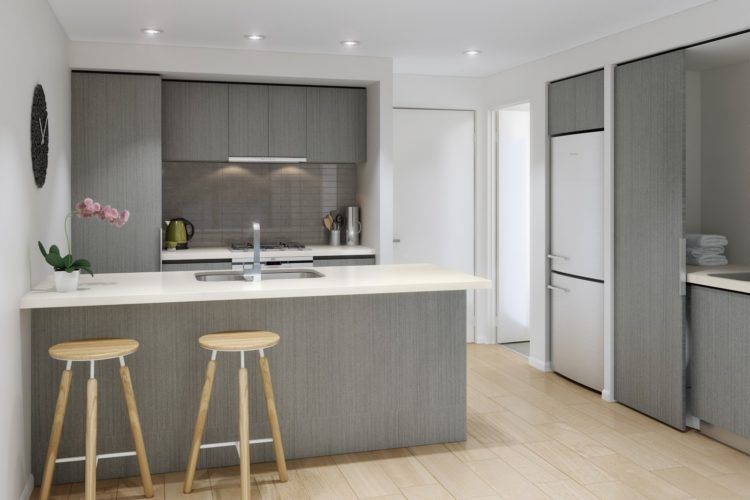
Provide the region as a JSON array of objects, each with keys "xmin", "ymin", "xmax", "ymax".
[{"xmin": 493, "ymin": 103, "xmax": 531, "ymax": 355}]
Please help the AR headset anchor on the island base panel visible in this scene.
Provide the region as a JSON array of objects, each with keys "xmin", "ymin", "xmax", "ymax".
[{"xmin": 31, "ymin": 291, "xmax": 466, "ymax": 484}]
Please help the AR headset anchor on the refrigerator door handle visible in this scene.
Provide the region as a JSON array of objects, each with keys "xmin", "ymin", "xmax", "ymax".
[
  {"xmin": 679, "ymin": 237, "xmax": 687, "ymax": 296},
  {"xmin": 547, "ymin": 284, "xmax": 569, "ymax": 293},
  {"xmin": 547, "ymin": 254, "xmax": 569, "ymax": 260}
]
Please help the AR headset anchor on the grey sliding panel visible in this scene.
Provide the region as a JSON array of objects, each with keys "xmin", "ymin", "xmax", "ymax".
[
  {"xmin": 614, "ymin": 50, "xmax": 686, "ymax": 429},
  {"xmin": 548, "ymin": 77, "xmax": 576, "ymax": 136},
  {"xmin": 307, "ymin": 87, "xmax": 366, "ymax": 163},
  {"xmin": 269, "ymin": 86, "xmax": 307, "ymax": 157},
  {"xmin": 162, "ymin": 81, "xmax": 228, "ymax": 161},
  {"xmin": 71, "ymin": 72, "xmax": 162, "ymax": 273},
  {"xmin": 690, "ymin": 285, "xmax": 750, "ymax": 438},
  {"xmin": 229, "ymin": 84, "xmax": 269, "ymax": 157},
  {"xmin": 575, "ymin": 70, "xmax": 604, "ymax": 131}
]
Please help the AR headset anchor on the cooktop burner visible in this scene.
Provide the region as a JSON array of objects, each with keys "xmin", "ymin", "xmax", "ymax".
[{"xmin": 230, "ymin": 241, "xmax": 306, "ymax": 251}]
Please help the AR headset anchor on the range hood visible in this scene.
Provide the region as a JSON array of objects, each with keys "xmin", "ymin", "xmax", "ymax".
[{"xmin": 228, "ymin": 157, "xmax": 307, "ymax": 163}]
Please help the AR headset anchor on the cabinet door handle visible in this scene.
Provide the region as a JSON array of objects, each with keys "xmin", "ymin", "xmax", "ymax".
[
  {"xmin": 393, "ymin": 238, "xmax": 401, "ymax": 243},
  {"xmin": 547, "ymin": 285, "xmax": 569, "ymax": 293},
  {"xmin": 547, "ymin": 254, "xmax": 568, "ymax": 260}
]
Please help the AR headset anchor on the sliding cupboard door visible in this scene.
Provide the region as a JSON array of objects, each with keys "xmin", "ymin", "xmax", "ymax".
[{"xmin": 614, "ymin": 50, "xmax": 686, "ymax": 429}]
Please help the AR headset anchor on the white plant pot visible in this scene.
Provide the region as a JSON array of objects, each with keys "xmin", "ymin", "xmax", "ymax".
[{"xmin": 54, "ymin": 270, "xmax": 80, "ymax": 293}]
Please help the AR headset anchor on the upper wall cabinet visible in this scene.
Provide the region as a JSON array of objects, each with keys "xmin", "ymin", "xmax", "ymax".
[
  {"xmin": 548, "ymin": 70, "xmax": 604, "ymax": 136},
  {"xmin": 228, "ymin": 84, "xmax": 269, "ymax": 157},
  {"xmin": 269, "ymin": 86, "xmax": 307, "ymax": 158},
  {"xmin": 307, "ymin": 87, "xmax": 367, "ymax": 163},
  {"xmin": 163, "ymin": 81, "xmax": 228, "ymax": 161}
]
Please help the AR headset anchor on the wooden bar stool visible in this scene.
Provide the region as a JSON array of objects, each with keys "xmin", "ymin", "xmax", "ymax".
[
  {"xmin": 39, "ymin": 338, "xmax": 153, "ymax": 500},
  {"xmin": 183, "ymin": 331, "xmax": 288, "ymax": 499}
]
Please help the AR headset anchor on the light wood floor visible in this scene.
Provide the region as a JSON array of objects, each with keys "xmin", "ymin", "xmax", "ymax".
[{"xmin": 33, "ymin": 344, "xmax": 750, "ymax": 499}]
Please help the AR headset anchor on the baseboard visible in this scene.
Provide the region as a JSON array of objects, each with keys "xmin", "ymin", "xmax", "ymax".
[
  {"xmin": 528, "ymin": 356, "xmax": 552, "ymax": 372},
  {"xmin": 601, "ymin": 389, "xmax": 615, "ymax": 402},
  {"xmin": 685, "ymin": 414, "xmax": 701, "ymax": 430},
  {"xmin": 19, "ymin": 474, "xmax": 33, "ymax": 500}
]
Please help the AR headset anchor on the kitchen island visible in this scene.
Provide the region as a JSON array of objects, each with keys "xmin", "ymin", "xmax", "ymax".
[{"xmin": 22, "ymin": 264, "xmax": 489, "ymax": 484}]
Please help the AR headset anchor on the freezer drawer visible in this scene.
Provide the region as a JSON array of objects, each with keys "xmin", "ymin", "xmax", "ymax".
[
  {"xmin": 550, "ymin": 132, "xmax": 604, "ymax": 280},
  {"xmin": 550, "ymin": 272, "xmax": 604, "ymax": 391}
]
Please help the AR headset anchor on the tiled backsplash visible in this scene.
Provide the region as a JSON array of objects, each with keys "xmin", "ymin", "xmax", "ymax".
[{"xmin": 163, "ymin": 162, "xmax": 357, "ymax": 246}]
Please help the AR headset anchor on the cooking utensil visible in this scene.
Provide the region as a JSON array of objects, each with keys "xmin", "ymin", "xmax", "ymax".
[{"xmin": 323, "ymin": 215, "xmax": 333, "ymax": 231}]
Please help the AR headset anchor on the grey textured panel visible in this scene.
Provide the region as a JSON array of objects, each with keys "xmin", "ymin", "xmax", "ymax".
[
  {"xmin": 31, "ymin": 291, "xmax": 466, "ymax": 484},
  {"xmin": 269, "ymin": 86, "xmax": 307, "ymax": 157},
  {"xmin": 161, "ymin": 261, "xmax": 232, "ymax": 272},
  {"xmin": 162, "ymin": 81, "xmax": 228, "ymax": 161},
  {"xmin": 228, "ymin": 84, "xmax": 269, "ymax": 157},
  {"xmin": 313, "ymin": 257, "xmax": 376, "ymax": 267},
  {"xmin": 548, "ymin": 77, "xmax": 576, "ymax": 136},
  {"xmin": 689, "ymin": 285, "xmax": 750, "ymax": 438},
  {"xmin": 548, "ymin": 71, "xmax": 604, "ymax": 136},
  {"xmin": 306, "ymin": 87, "xmax": 367, "ymax": 163},
  {"xmin": 162, "ymin": 163, "xmax": 357, "ymax": 245},
  {"xmin": 71, "ymin": 72, "xmax": 162, "ymax": 273},
  {"xmin": 575, "ymin": 70, "xmax": 604, "ymax": 131},
  {"xmin": 614, "ymin": 51, "xmax": 686, "ymax": 429}
]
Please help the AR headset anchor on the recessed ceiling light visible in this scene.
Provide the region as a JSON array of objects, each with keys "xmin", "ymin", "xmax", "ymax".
[
  {"xmin": 340, "ymin": 40, "xmax": 360, "ymax": 47},
  {"xmin": 463, "ymin": 49, "xmax": 482, "ymax": 56},
  {"xmin": 245, "ymin": 34, "xmax": 266, "ymax": 41},
  {"xmin": 141, "ymin": 28, "xmax": 163, "ymax": 35}
]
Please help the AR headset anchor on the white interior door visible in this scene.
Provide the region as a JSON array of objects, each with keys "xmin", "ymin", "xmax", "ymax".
[{"xmin": 393, "ymin": 108, "xmax": 475, "ymax": 341}]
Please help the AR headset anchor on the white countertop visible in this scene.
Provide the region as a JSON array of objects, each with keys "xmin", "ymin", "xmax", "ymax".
[
  {"xmin": 20, "ymin": 264, "xmax": 491, "ymax": 309},
  {"xmin": 161, "ymin": 245, "xmax": 375, "ymax": 261},
  {"xmin": 688, "ymin": 264, "xmax": 750, "ymax": 294}
]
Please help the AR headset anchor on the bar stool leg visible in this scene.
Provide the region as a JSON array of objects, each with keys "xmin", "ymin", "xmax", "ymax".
[
  {"xmin": 238, "ymin": 352, "xmax": 251, "ymax": 500},
  {"xmin": 85, "ymin": 362, "xmax": 98, "ymax": 500},
  {"xmin": 40, "ymin": 365, "xmax": 73, "ymax": 500},
  {"xmin": 259, "ymin": 352, "xmax": 288, "ymax": 482},
  {"xmin": 118, "ymin": 358, "xmax": 154, "ymax": 497},
  {"xmin": 184, "ymin": 356, "xmax": 218, "ymax": 493}
]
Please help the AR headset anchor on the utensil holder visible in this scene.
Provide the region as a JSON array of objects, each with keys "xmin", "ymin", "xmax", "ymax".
[{"xmin": 330, "ymin": 229, "xmax": 341, "ymax": 246}]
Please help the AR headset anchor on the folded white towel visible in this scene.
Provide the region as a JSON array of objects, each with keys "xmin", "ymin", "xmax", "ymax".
[
  {"xmin": 687, "ymin": 254, "xmax": 728, "ymax": 266},
  {"xmin": 687, "ymin": 247, "xmax": 725, "ymax": 257},
  {"xmin": 686, "ymin": 234, "xmax": 728, "ymax": 248}
]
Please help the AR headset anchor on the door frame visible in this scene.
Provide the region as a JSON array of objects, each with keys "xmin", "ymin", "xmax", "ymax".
[{"xmin": 393, "ymin": 107, "xmax": 477, "ymax": 343}]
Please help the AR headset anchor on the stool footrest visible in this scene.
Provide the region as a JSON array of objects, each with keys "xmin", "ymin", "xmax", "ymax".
[
  {"xmin": 200, "ymin": 438, "xmax": 273, "ymax": 450},
  {"xmin": 56, "ymin": 450, "xmax": 137, "ymax": 465}
]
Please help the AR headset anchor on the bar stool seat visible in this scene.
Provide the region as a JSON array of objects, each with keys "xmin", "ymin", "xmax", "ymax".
[
  {"xmin": 198, "ymin": 331, "xmax": 279, "ymax": 351},
  {"xmin": 40, "ymin": 338, "xmax": 153, "ymax": 500},
  {"xmin": 184, "ymin": 330, "xmax": 287, "ymax": 500},
  {"xmin": 49, "ymin": 338, "xmax": 139, "ymax": 361}
]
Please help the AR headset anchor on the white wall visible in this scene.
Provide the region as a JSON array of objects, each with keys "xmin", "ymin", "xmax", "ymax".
[
  {"xmin": 701, "ymin": 61, "xmax": 750, "ymax": 263},
  {"xmin": 69, "ymin": 42, "xmax": 394, "ymax": 263},
  {"xmin": 0, "ymin": 0, "xmax": 70, "ymax": 497},
  {"xmin": 480, "ymin": 0, "xmax": 750, "ymax": 384}
]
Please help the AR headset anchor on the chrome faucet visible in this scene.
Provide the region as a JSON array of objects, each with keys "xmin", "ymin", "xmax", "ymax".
[{"xmin": 243, "ymin": 222, "xmax": 262, "ymax": 282}]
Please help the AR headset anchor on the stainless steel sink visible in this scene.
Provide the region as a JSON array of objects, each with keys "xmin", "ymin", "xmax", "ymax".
[
  {"xmin": 708, "ymin": 272, "xmax": 750, "ymax": 282},
  {"xmin": 195, "ymin": 269, "xmax": 324, "ymax": 282}
]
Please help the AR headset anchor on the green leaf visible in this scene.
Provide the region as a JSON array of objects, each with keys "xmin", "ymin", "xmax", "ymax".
[
  {"xmin": 72, "ymin": 259, "xmax": 91, "ymax": 269},
  {"xmin": 44, "ymin": 251, "xmax": 65, "ymax": 269},
  {"xmin": 63, "ymin": 254, "xmax": 73, "ymax": 268},
  {"xmin": 37, "ymin": 241, "xmax": 48, "ymax": 258},
  {"xmin": 48, "ymin": 245, "xmax": 61, "ymax": 256},
  {"xmin": 78, "ymin": 265, "xmax": 94, "ymax": 277}
]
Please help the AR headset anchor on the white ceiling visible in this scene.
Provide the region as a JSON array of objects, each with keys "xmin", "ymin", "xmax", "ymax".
[{"xmin": 48, "ymin": 0, "xmax": 713, "ymax": 77}]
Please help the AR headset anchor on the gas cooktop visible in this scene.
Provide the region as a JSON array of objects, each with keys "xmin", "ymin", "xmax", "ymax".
[{"xmin": 230, "ymin": 241, "xmax": 306, "ymax": 251}]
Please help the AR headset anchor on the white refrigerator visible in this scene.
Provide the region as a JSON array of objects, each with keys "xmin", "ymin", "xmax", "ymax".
[{"xmin": 549, "ymin": 131, "xmax": 604, "ymax": 391}]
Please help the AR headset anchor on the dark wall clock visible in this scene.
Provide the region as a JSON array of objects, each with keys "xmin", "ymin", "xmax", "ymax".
[{"xmin": 31, "ymin": 84, "xmax": 49, "ymax": 188}]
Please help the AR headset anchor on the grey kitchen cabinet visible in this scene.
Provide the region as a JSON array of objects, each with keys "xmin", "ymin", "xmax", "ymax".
[
  {"xmin": 228, "ymin": 84, "xmax": 269, "ymax": 157},
  {"xmin": 71, "ymin": 72, "xmax": 162, "ymax": 273},
  {"xmin": 269, "ymin": 86, "xmax": 307, "ymax": 157},
  {"xmin": 161, "ymin": 261, "xmax": 232, "ymax": 272},
  {"xmin": 690, "ymin": 285, "xmax": 750, "ymax": 439},
  {"xmin": 307, "ymin": 87, "xmax": 367, "ymax": 163},
  {"xmin": 162, "ymin": 81, "xmax": 228, "ymax": 161},
  {"xmin": 614, "ymin": 51, "xmax": 686, "ymax": 429},
  {"xmin": 313, "ymin": 256, "xmax": 375, "ymax": 267},
  {"xmin": 548, "ymin": 70, "xmax": 604, "ymax": 136}
]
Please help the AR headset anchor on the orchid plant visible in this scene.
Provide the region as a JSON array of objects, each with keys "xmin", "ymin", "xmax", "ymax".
[{"xmin": 38, "ymin": 197, "xmax": 130, "ymax": 276}]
